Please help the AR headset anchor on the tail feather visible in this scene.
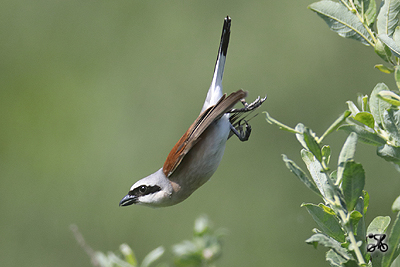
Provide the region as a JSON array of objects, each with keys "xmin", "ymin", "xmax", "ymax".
[{"xmin": 201, "ymin": 16, "xmax": 231, "ymax": 113}]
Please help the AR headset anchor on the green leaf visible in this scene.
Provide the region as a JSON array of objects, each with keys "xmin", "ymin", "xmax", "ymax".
[
  {"xmin": 375, "ymin": 64, "xmax": 395, "ymax": 73},
  {"xmin": 376, "ymin": 0, "xmax": 400, "ymax": 37},
  {"xmin": 394, "ymin": 26, "xmax": 400, "ymax": 46},
  {"xmin": 370, "ymin": 83, "xmax": 392, "ymax": 126},
  {"xmin": 295, "ymin": 123, "xmax": 308, "ymax": 149},
  {"xmin": 341, "ymin": 161, "xmax": 365, "ymax": 211},
  {"xmin": 339, "ymin": 124, "xmax": 386, "ymax": 145},
  {"xmin": 367, "ymin": 216, "xmax": 391, "ymax": 235},
  {"xmin": 337, "ymin": 132, "xmax": 358, "ymax": 185},
  {"xmin": 378, "ymin": 33, "xmax": 400, "ymax": 58},
  {"xmin": 354, "ymin": 112, "xmax": 375, "ymax": 128},
  {"xmin": 319, "ymin": 203, "xmax": 335, "ymax": 215},
  {"xmin": 357, "ymin": 94, "xmax": 369, "ymax": 112},
  {"xmin": 119, "ymin": 243, "xmax": 138, "ymax": 266},
  {"xmin": 382, "ymin": 108, "xmax": 400, "ymax": 145},
  {"xmin": 303, "ymin": 127, "xmax": 323, "ymax": 162},
  {"xmin": 303, "ymin": 203, "xmax": 346, "ymax": 242},
  {"xmin": 319, "ymin": 110, "xmax": 352, "ymax": 142},
  {"xmin": 354, "ymin": 196, "xmax": 367, "ymax": 253},
  {"xmin": 375, "ymin": 39, "xmax": 393, "ymax": 63},
  {"xmin": 194, "ymin": 215, "xmax": 211, "ymax": 236},
  {"xmin": 322, "ymin": 145, "xmax": 331, "ymax": 167},
  {"xmin": 326, "ymin": 249, "xmax": 349, "ymax": 266},
  {"xmin": 282, "ymin": 154, "xmax": 322, "ymax": 197},
  {"xmin": 264, "ymin": 111, "xmax": 299, "ymax": 133},
  {"xmin": 306, "ymin": 233, "xmax": 352, "ymax": 260},
  {"xmin": 395, "ymin": 66, "xmax": 400, "ymax": 90},
  {"xmin": 364, "ymin": 191, "xmax": 370, "ymax": 215},
  {"xmin": 378, "ymin": 90, "xmax": 400, "ymax": 106},
  {"xmin": 382, "ymin": 212, "xmax": 400, "ymax": 267},
  {"xmin": 301, "ymin": 149, "xmax": 335, "ymax": 202},
  {"xmin": 308, "ymin": 0, "xmax": 374, "ymax": 46},
  {"xmin": 393, "ymin": 196, "xmax": 400, "ymax": 212},
  {"xmin": 172, "ymin": 240, "xmax": 201, "ymax": 265},
  {"xmin": 347, "ymin": 100, "xmax": 361, "ymax": 116},
  {"xmin": 141, "ymin": 246, "xmax": 164, "ymax": 267},
  {"xmin": 343, "ymin": 259, "xmax": 361, "ymax": 266},
  {"xmin": 364, "ymin": 0, "xmax": 377, "ymax": 26},
  {"xmin": 350, "ymin": 210, "xmax": 363, "ymax": 223},
  {"xmin": 377, "ymin": 144, "xmax": 400, "ymax": 162}
]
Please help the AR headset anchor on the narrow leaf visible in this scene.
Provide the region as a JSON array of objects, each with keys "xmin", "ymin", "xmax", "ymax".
[
  {"xmin": 382, "ymin": 108, "xmax": 400, "ymax": 146},
  {"xmin": 301, "ymin": 149, "xmax": 335, "ymax": 202},
  {"xmin": 322, "ymin": 145, "xmax": 331, "ymax": 167},
  {"xmin": 378, "ymin": 90, "xmax": 400, "ymax": 106},
  {"xmin": 364, "ymin": 191, "xmax": 370, "ymax": 215},
  {"xmin": 264, "ymin": 111, "xmax": 299, "ymax": 133},
  {"xmin": 359, "ymin": 94, "xmax": 369, "ymax": 112},
  {"xmin": 377, "ymin": 144, "xmax": 400, "ymax": 162},
  {"xmin": 375, "ymin": 64, "xmax": 395, "ymax": 73},
  {"xmin": 303, "ymin": 203, "xmax": 346, "ymax": 242},
  {"xmin": 347, "ymin": 100, "xmax": 360, "ymax": 116},
  {"xmin": 295, "ymin": 123, "xmax": 308, "ymax": 149},
  {"xmin": 319, "ymin": 110, "xmax": 352, "ymax": 142},
  {"xmin": 365, "ymin": 0, "xmax": 377, "ymax": 26},
  {"xmin": 369, "ymin": 83, "xmax": 392, "ymax": 126},
  {"xmin": 282, "ymin": 154, "xmax": 322, "ymax": 197},
  {"xmin": 119, "ymin": 244, "xmax": 137, "ymax": 266},
  {"xmin": 395, "ymin": 66, "xmax": 400, "ymax": 90},
  {"xmin": 304, "ymin": 127, "xmax": 323, "ymax": 162},
  {"xmin": 394, "ymin": 26, "xmax": 400, "ymax": 45},
  {"xmin": 326, "ymin": 249, "xmax": 349, "ymax": 266},
  {"xmin": 377, "ymin": 0, "xmax": 400, "ymax": 37},
  {"xmin": 382, "ymin": 212, "xmax": 400, "ymax": 267},
  {"xmin": 309, "ymin": 1, "xmax": 374, "ymax": 45},
  {"xmin": 341, "ymin": 161, "xmax": 366, "ymax": 211},
  {"xmin": 305, "ymin": 233, "xmax": 352, "ymax": 260},
  {"xmin": 378, "ymin": 33, "xmax": 400, "ymax": 57},
  {"xmin": 375, "ymin": 39, "xmax": 393, "ymax": 63},
  {"xmin": 355, "ymin": 195, "xmax": 367, "ymax": 253},
  {"xmin": 141, "ymin": 246, "xmax": 165, "ymax": 267},
  {"xmin": 339, "ymin": 124, "xmax": 386, "ymax": 145},
  {"xmin": 337, "ymin": 132, "xmax": 358, "ymax": 185},
  {"xmin": 392, "ymin": 196, "xmax": 400, "ymax": 212}
]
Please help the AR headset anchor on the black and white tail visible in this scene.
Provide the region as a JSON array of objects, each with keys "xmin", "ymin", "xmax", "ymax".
[{"xmin": 201, "ymin": 16, "xmax": 231, "ymax": 113}]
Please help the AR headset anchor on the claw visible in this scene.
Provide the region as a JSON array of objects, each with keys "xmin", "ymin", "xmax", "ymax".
[
  {"xmin": 230, "ymin": 119, "xmax": 251, "ymax": 142},
  {"xmin": 228, "ymin": 95, "xmax": 266, "ymax": 113}
]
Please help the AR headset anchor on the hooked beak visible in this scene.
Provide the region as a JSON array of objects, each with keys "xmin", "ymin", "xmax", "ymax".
[{"xmin": 119, "ymin": 194, "xmax": 137, "ymax": 207}]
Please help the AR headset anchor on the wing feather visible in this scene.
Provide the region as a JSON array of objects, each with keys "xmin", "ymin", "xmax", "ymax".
[{"xmin": 163, "ymin": 89, "xmax": 247, "ymax": 177}]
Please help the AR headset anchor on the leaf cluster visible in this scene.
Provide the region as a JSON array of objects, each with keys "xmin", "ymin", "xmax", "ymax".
[
  {"xmin": 341, "ymin": 83, "xmax": 400, "ymax": 171},
  {"xmin": 266, "ymin": 114, "xmax": 400, "ymax": 266},
  {"xmin": 309, "ymin": 0, "xmax": 400, "ymax": 72},
  {"xmin": 71, "ymin": 215, "xmax": 224, "ymax": 267}
]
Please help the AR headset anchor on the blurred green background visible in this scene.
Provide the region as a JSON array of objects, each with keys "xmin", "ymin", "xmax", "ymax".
[{"xmin": 2, "ymin": 0, "xmax": 400, "ymax": 266}]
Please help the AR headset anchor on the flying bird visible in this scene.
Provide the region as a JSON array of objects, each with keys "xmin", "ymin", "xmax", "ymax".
[{"xmin": 119, "ymin": 16, "xmax": 266, "ymax": 207}]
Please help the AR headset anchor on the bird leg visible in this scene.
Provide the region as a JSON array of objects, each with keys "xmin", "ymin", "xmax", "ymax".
[
  {"xmin": 228, "ymin": 94, "xmax": 266, "ymax": 142},
  {"xmin": 228, "ymin": 95, "xmax": 267, "ymax": 113},
  {"xmin": 229, "ymin": 119, "xmax": 251, "ymax": 142}
]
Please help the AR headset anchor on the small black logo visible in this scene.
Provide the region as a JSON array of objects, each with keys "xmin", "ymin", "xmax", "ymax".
[{"xmin": 366, "ymin": 233, "xmax": 388, "ymax": 253}]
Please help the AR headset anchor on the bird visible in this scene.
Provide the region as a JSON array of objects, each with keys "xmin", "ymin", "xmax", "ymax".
[{"xmin": 119, "ymin": 16, "xmax": 266, "ymax": 208}]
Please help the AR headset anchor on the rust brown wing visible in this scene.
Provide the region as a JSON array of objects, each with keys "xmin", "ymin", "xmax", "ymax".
[{"xmin": 162, "ymin": 89, "xmax": 247, "ymax": 177}]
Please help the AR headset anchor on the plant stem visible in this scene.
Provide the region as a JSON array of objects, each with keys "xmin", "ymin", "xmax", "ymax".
[
  {"xmin": 348, "ymin": 230, "xmax": 366, "ymax": 265},
  {"xmin": 336, "ymin": 205, "xmax": 366, "ymax": 265},
  {"xmin": 342, "ymin": 0, "xmax": 377, "ymax": 46}
]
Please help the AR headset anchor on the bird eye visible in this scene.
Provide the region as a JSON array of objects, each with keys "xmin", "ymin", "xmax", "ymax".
[{"xmin": 139, "ymin": 185, "xmax": 147, "ymax": 193}]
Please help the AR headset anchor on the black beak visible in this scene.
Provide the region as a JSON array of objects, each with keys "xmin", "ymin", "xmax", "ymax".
[{"xmin": 119, "ymin": 194, "xmax": 137, "ymax": 207}]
